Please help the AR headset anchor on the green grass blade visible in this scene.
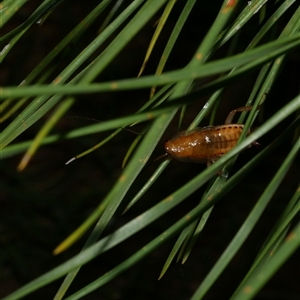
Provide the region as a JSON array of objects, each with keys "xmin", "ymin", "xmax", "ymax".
[
  {"xmin": 121, "ymin": 129, "xmax": 144, "ymax": 168},
  {"xmin": 3, "ymin": 112, "xmax": 298, "ymax": 300},
  {"xmin": 246, "ymin": 0, "xmax": 297, "ymax": 49},
  {"xmin": 65, "ymin": 128, "xmax": 124, "ymax": 165},
  {"xmin": 19, "ymin": 0, "xmax": 112, "ymax": 86},
  {"xmin": 1, "ymin": 0, "xmax": 145, "ymax": 149},
  {"xmin": 0, "ymin": 105, "xmax": 177, "ymax": 160},
  {"xmin": 52, "ymin": 3, "xmax": 236, "ymax": 287},
  {"xmin": 0, "ymin": 0, "xmax": 27, "ymax": 26},
  {"xmin": 53, "ymin": 113, "xmax": 177, "ymax": 253},
  {"xmin": 65, "ymin": 84, "xmax": 174, "ymax": 164},
  {"xmin": 259, "ymin": 186, "xmax": 300, "ymax": 253},
  {"xmin": 2, "ymin": 3, "xmax": 299, "ymax": 299},
  {"xmin": 159, "ymin": 26, "xmax": 291, "ymax": 266},
  {"xmin": 1, "ymin": 0, "xmax": 67, "ymax": 59},
  {"xmin": 190, "ymin": 129, "xmax": 300, "ymax": 300},
  {"xmin": 123, "ymin": 160, "xmax": 170, "ymax": 213},
  {"xmin": 2, "ymin": 32, "xmax": 300, "ymax": 100},
  {"xmin": 77, "ymin": 0, "xmax": 168, "ymax": 84},
  {"xmin": 180, "ymin": 206, "xmax": 214, "ymax": 264},
  {"xmin": 138, "ymin": 0, "xmax": 177, "ymax": 77},
  {"xmin": 232, "ymin": 223, "xmax": 300, "ymax": 300},
  {"xmin": 52, "ymin": 110, "xmax": 177, "ymax": 297},
  {"xmin": 60, "ymin": 135, "xmax": 300, "ymax": 300},
  {"xmin": 0, "ymin": 97, "xmax": 28, "ymax": 123},
  {"xmin": 218, "ymin": 0, "xmax": 269, "ymax": 46},
  {"xmin": 150, "ymin": 0, "xmax": 197, "ymax": 97},
  {"xmin": 231, "ymin": 186, "xmax": 300, "ymax": 299},
  {"xmin": 97, "ymin": 0, "xmax": 124, "ymax": 33},
  {"xmin": 17, "ymin": 97, "xmax": 75, "ymax": 170},
  {"xmin": 158, "ymin": 225, "xmax": 191, "ymax": 279},
  {"xmin": 54, "ymin": 0, "xmax": 238, "ymax": 253}
]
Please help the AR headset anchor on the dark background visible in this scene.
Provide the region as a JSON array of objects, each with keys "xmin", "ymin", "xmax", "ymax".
[{"xmin": 1, "ymin": 1, "xmax": 299, "ymax": 299}]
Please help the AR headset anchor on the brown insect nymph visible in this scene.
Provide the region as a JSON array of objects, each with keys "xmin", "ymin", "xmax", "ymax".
[{"xmin": 164, "ymin": 106, "xmax": 259, "ymax": 166}]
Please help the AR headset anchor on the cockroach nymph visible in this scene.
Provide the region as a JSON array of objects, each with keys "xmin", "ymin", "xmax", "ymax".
[{"xmin": 164, "ymin": 106, "xmax": 259, "ymax": 166}]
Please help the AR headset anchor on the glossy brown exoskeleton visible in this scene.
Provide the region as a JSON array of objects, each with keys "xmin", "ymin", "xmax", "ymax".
[{"xmin": 165, "ymin": 106, "xmax": 259, "ymax": 166}]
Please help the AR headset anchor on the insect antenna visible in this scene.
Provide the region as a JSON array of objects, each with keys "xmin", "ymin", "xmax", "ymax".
[
  {"xmin": 65, "ymin": 116, "xmax": 142, "ymax": 165},
  {"xmin": 153, "ymin": 152, "xmax": 170, "ymax": 163},
  {"xmin": 139, "ymin": 152, "xmax": 170, "ymax": 173}
]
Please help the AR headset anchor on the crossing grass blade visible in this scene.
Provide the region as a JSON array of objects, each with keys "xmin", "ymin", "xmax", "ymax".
[
  {"xmin": 150, "ymin": 0, "xmax": 197, "ymax": 97},
  {"xmin": 137, "ymin": 0, "xmax": 177, "ymax": 77},
  {"xmin": 2, "ymin": 1, "xmax": 300, "ymax": 299},
  {"xmin": 0, "ymin": 0, "xmax": 28, "ymax": 28},
  {"xmin": 190, "ymin": 127, "xmax": 300, "ymax": 300},
  {"xmin": 43, "ymin": 2, "xmax": 243, "ymax": 298},
  {"xmin": 233, "ymin": 222, "xmax": 300, "ymax": 300},
  {"xmin": 2, "ymin": 32, "xmax": 300, "ymax": 100}
]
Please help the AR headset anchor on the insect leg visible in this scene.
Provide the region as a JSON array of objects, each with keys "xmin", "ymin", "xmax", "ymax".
[{"xmin": 225, "ymin": 106, "xmax": 253, "ymax": 124}]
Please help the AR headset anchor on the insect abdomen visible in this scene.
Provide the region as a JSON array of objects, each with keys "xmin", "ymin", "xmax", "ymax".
[
  {"xmin": 199, "ymin": 125, "xmax": 244, "ymax": 160},
  {"xmin": 165, "ymin": 124, "xmax": 245, "ymax": 163}
]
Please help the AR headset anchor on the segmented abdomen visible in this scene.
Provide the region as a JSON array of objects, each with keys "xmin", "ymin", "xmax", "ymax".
[
  {"xmin": 193, "ymin": 124, "xmax": 244, "ymax": 160},
  {"xmin": 165, "ymin": 124, "xmax": 244, "ymax": 163}
]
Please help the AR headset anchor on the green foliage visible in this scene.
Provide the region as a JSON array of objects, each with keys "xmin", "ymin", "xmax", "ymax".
[{"xmin": 1, "ymin": 0, "xmax": 299, "ymax": 299}]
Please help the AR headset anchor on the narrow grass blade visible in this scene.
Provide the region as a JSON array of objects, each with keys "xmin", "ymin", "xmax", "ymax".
[
  {"xmin": 190, "ymin": 133, "xmax": 300, "ymax": 300},
  {"xmin": 138, "ymin": 0, "xmax": 177, "ymax": 77},
  {"xmin": 0, "ymin": 0, "xmax": 28, "ymax": 26},
  {"xmin": 231, "ymin": 187, "xmax": 300, "ymax": 299},
  {"xmin": 158, "ymin": 225, "xmax": 191, "ymax": 279},
  {"xmin": 231, "ymin": 223, "xmax": 300, "ymax": 300},
  {"xmin": 3, "ymin": 112, "xmax": 299, "ymax": 300},
  {"xmin": 17, "ymin": 97, "xmax": 75, "ymax": 171},
  {"xmin": 150, "ymin": 0, "xmax": 197, "ymax": 97},
  {"xmin": 2, "ymin": 32, "xmax": 300, "ymax": 99}
]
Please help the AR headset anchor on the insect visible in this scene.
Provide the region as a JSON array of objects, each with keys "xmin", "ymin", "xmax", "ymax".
[{"xmin": 164, "ymin": 106, "xmax": 259, "ymax": 166}]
